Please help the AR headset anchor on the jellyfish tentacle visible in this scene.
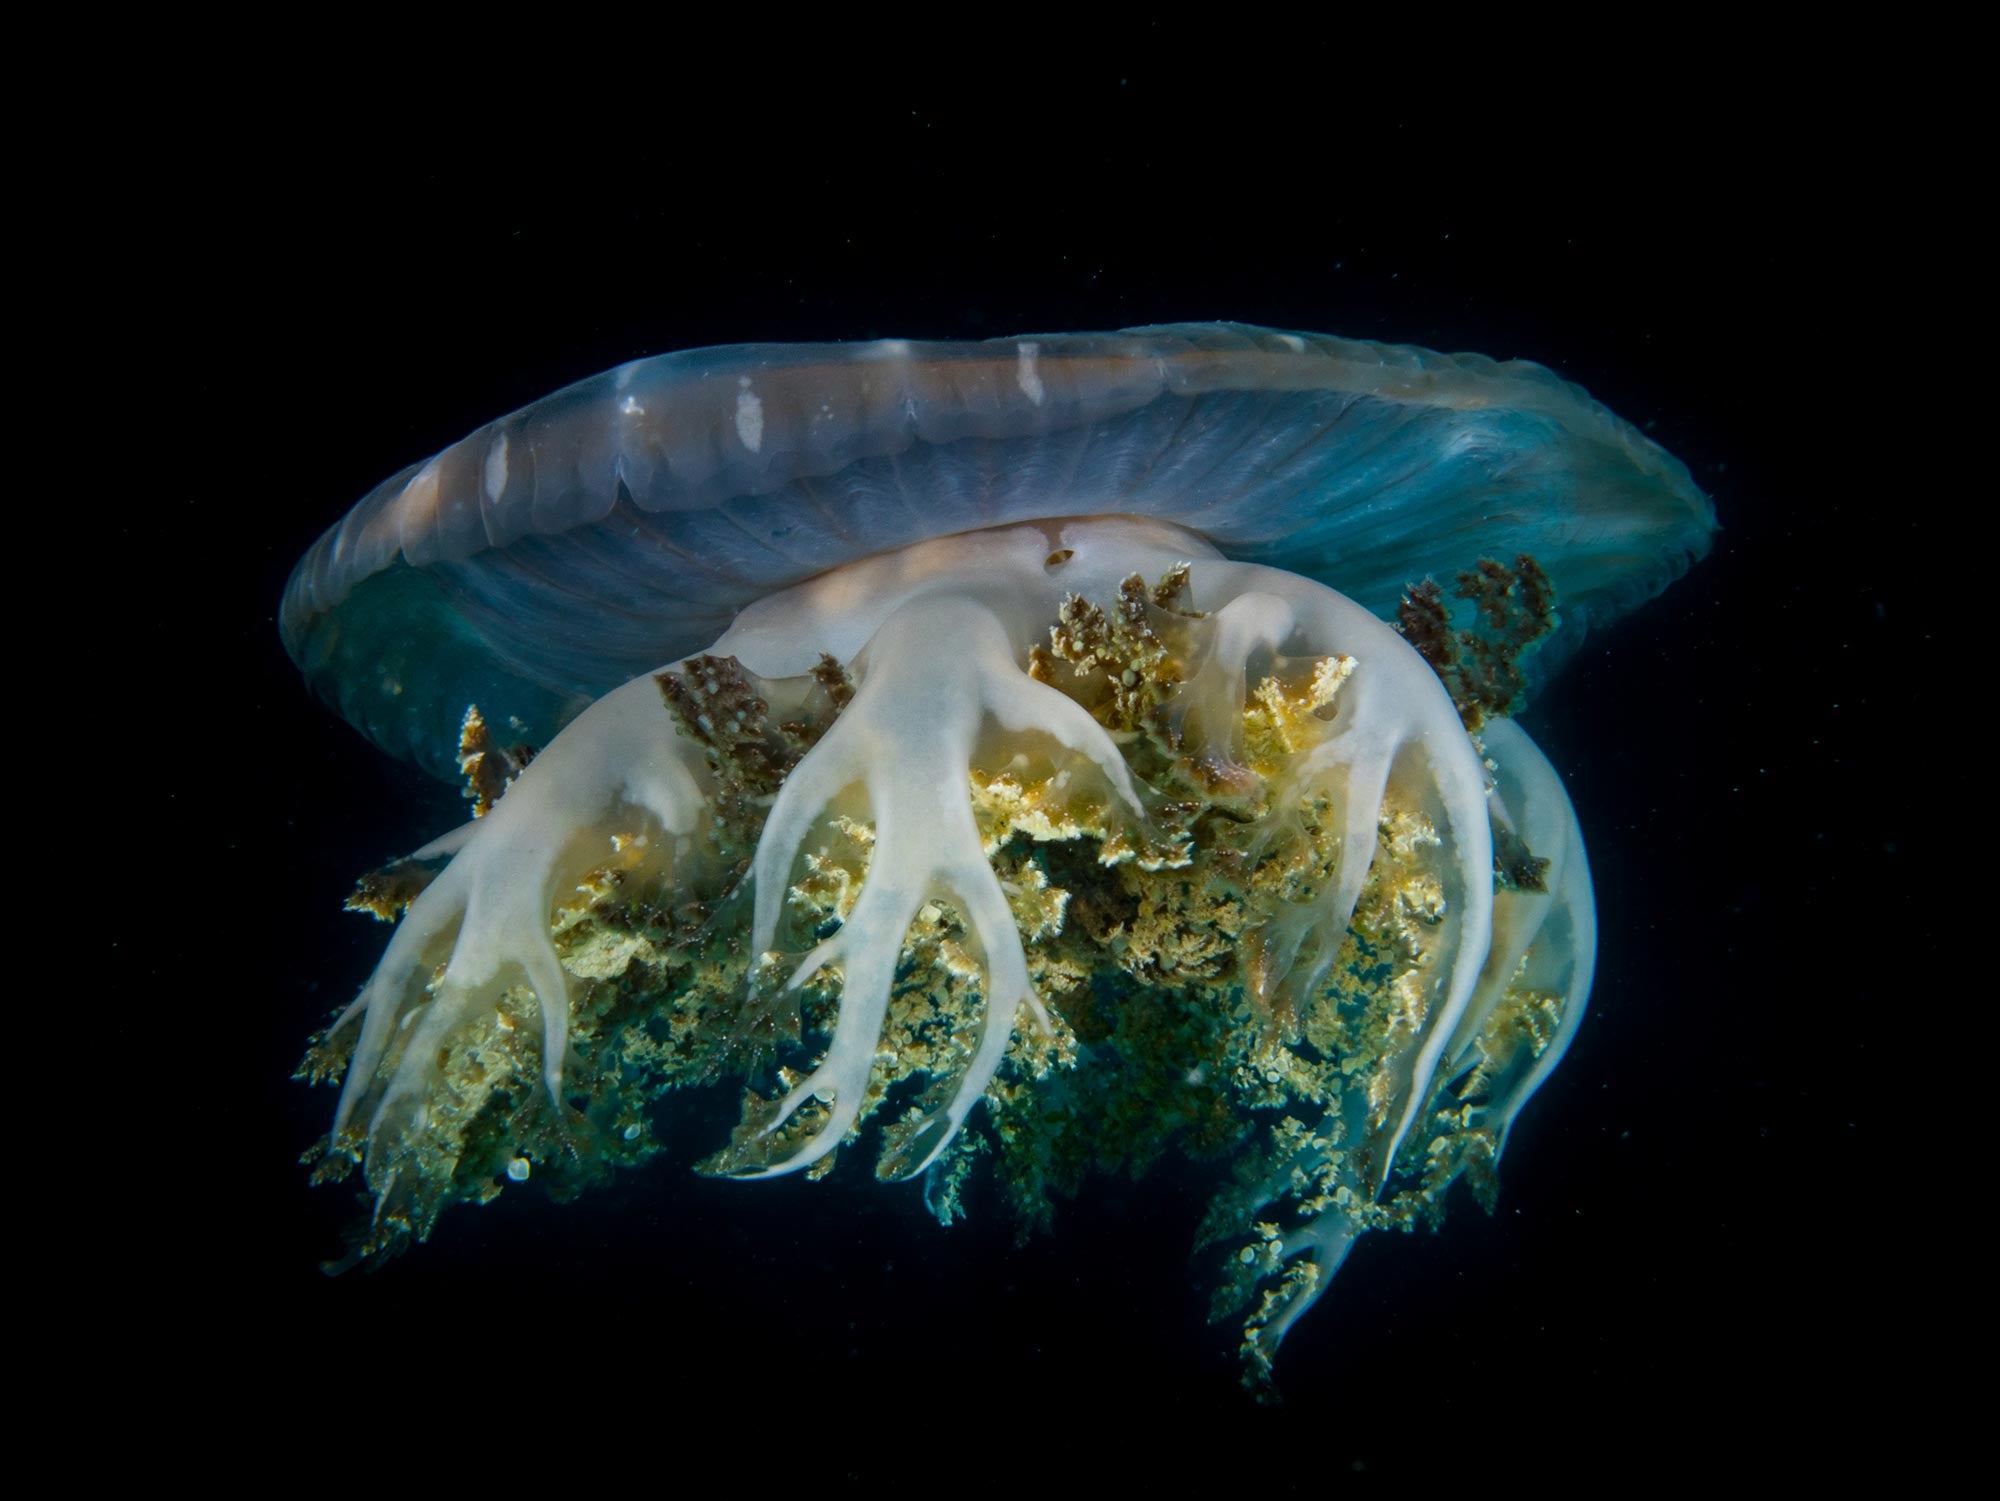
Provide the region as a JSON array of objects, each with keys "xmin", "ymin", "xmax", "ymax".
[
  {"xmin": 1173, "ymin": 591, "xmax": 1299, "ymax": 759},
  {"xmin": 759, "ymin": 865, "xmax": 927, "ymax": 1160},
  {"xmin": 978, "ymin": 665, "xmax": 1145, "ymax": 819},
  {"xmin": 1263, "ymin": 1208, "xmax": 1362, "ymax": 1351},
  {"xmin": 739, "ymin": 756, "xmax": 955, "ymax": 1176},
  {"xmin": 411, "ymin": 821, "xmax": 477, "ymax": 860},
  {"xmin": 1371, "ymin": 731, "xmax": 1496, "ymax": 1182},
  {"xmin": 1251, "ymin": 724, "xmax": 1590, "ymax": 1363},
  {"xmin": 738, "ymin": 592, "xmax": 1140, "ymax": 1179},
  {"xmin": 332, "ymin": 861, "xmax": 469, "ymax": 1140},
  {"xmin": 748, "ymin": 717, "xmax": 869, "ymax": 965},
  {"xmin": 1444, "ymin": 716, "xmax": 1598, "ymax": 1155},
  {"xmin": 1321, "ymin": 743, "xmax": 1393, "ymax": 941},
  {"xmin": 329, "ymin": 668, "xmax": 715, "ymax": 1159},
  {"xmin": 1209, "ymin": 570, "xmax": 1494, "ymax": 1189},
  {"xmin": 1268, "ymin": 736, "xmax": 1396, "ymax": 1006},
  {"xmin": 885, "ymin": 857, "xmax": 1041, "ymax": 1179},
  {"xmin": 621, "ymin": 750, "xmax": 707, "ymax": 840}
]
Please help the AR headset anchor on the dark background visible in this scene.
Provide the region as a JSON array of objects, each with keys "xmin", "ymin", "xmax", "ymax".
[{"xmin": 122, "ymin": 68, "xmax": 1924, "ymax": 1481}]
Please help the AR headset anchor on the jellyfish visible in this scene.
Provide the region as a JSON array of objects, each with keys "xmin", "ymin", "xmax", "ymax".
[{"xmin": 285, "ymin": 323, "xmax": 1710, "ymax": 1380}]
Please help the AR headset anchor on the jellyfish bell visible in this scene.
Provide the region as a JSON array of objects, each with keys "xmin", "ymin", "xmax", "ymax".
[{"xmin": 285, "ymin": 323, "xmax": 1710, "ymax": 1377}]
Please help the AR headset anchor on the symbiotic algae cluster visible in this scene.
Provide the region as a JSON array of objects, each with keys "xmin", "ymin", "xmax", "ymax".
[{"xmin": 285, "ymin": 324, "xmax": 1711, "ymax": 1385}]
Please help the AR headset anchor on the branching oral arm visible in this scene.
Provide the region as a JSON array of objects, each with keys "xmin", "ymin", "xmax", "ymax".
[
  {"xmin": 740, "ymin": 594, "xmax": 1145, "ymax": 1179},
  {"xmin": 1189, "ymin": 562, "xmax": 1498, "ymax": 1186},
  {"xmin": 1444, "ymin": 716, "xmax": 1598, "ymax": 1153},
  {"xmin": 1241, "ymin": 705, "xmax": 1592, "ymax": 1369},
  {"xmin": 330, "ymin": 669, "xmax": 713, "ymax": 1163}
]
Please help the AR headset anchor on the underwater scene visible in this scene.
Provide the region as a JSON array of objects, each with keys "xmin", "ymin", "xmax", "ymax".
[
  {"xmin": 280, "ymin": 321, "xmax": 1706, "ymax": 1393},
  {"xmin": 137, "ymin": 87, "xmax": 1917, "ymax": 1484}
]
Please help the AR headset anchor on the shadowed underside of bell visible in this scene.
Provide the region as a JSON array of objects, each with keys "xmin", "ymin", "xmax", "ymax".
[{"xmin": 282, "ymin": 322, "xmax": 1714, "ymax": 778}]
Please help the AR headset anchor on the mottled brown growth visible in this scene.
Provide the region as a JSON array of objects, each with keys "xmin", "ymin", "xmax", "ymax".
[
  {"xmin": 1492, "ymin": 820, "xmax": 1551, "ymax": 893},
  {"xmin": 809, "ymin": 653, "xmax": 854, "ymax": 712},
  {"xmin": 1045, "ymin": 570, "xmax": 1184, "ymax": 735},
  {"xmin": 1396, "ymin": 579, "xmax": 1459, "ymax": 681},
  {"xmin": 1150, "ymin": 561, "xmax": 1205, "ymax": 615},
  {"xmin": 658, "ymin": 656, "xmax": 790, "ymax": 792},
  {"xmin": 344, "ymin": 858, "xmax": 435, "ymax": 922},
  {"xmin": 769, "ymin": 656, "xmax": 858, "ymax": 752},
  {"xmin": 698, "ymin": 1084, "xmax": 833, "ymax": 1178},
  {"xmin": 1397, "ymin": 554, "xmax": 1558, "ymax": 730},
  {"xmin": 456, "ymin": 704, "xmax": 536, "ymax": 818},
  {"xmin": 294, "ymin": 1024, "xmax": 357, "ymax": 1089},
  {"xmin": 660, "ymin": 653, "xmax": 855, "ymax": 859},
  {"xmin": 658, "ymin": 656, "xmax": 795, "ymax": 853}
]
